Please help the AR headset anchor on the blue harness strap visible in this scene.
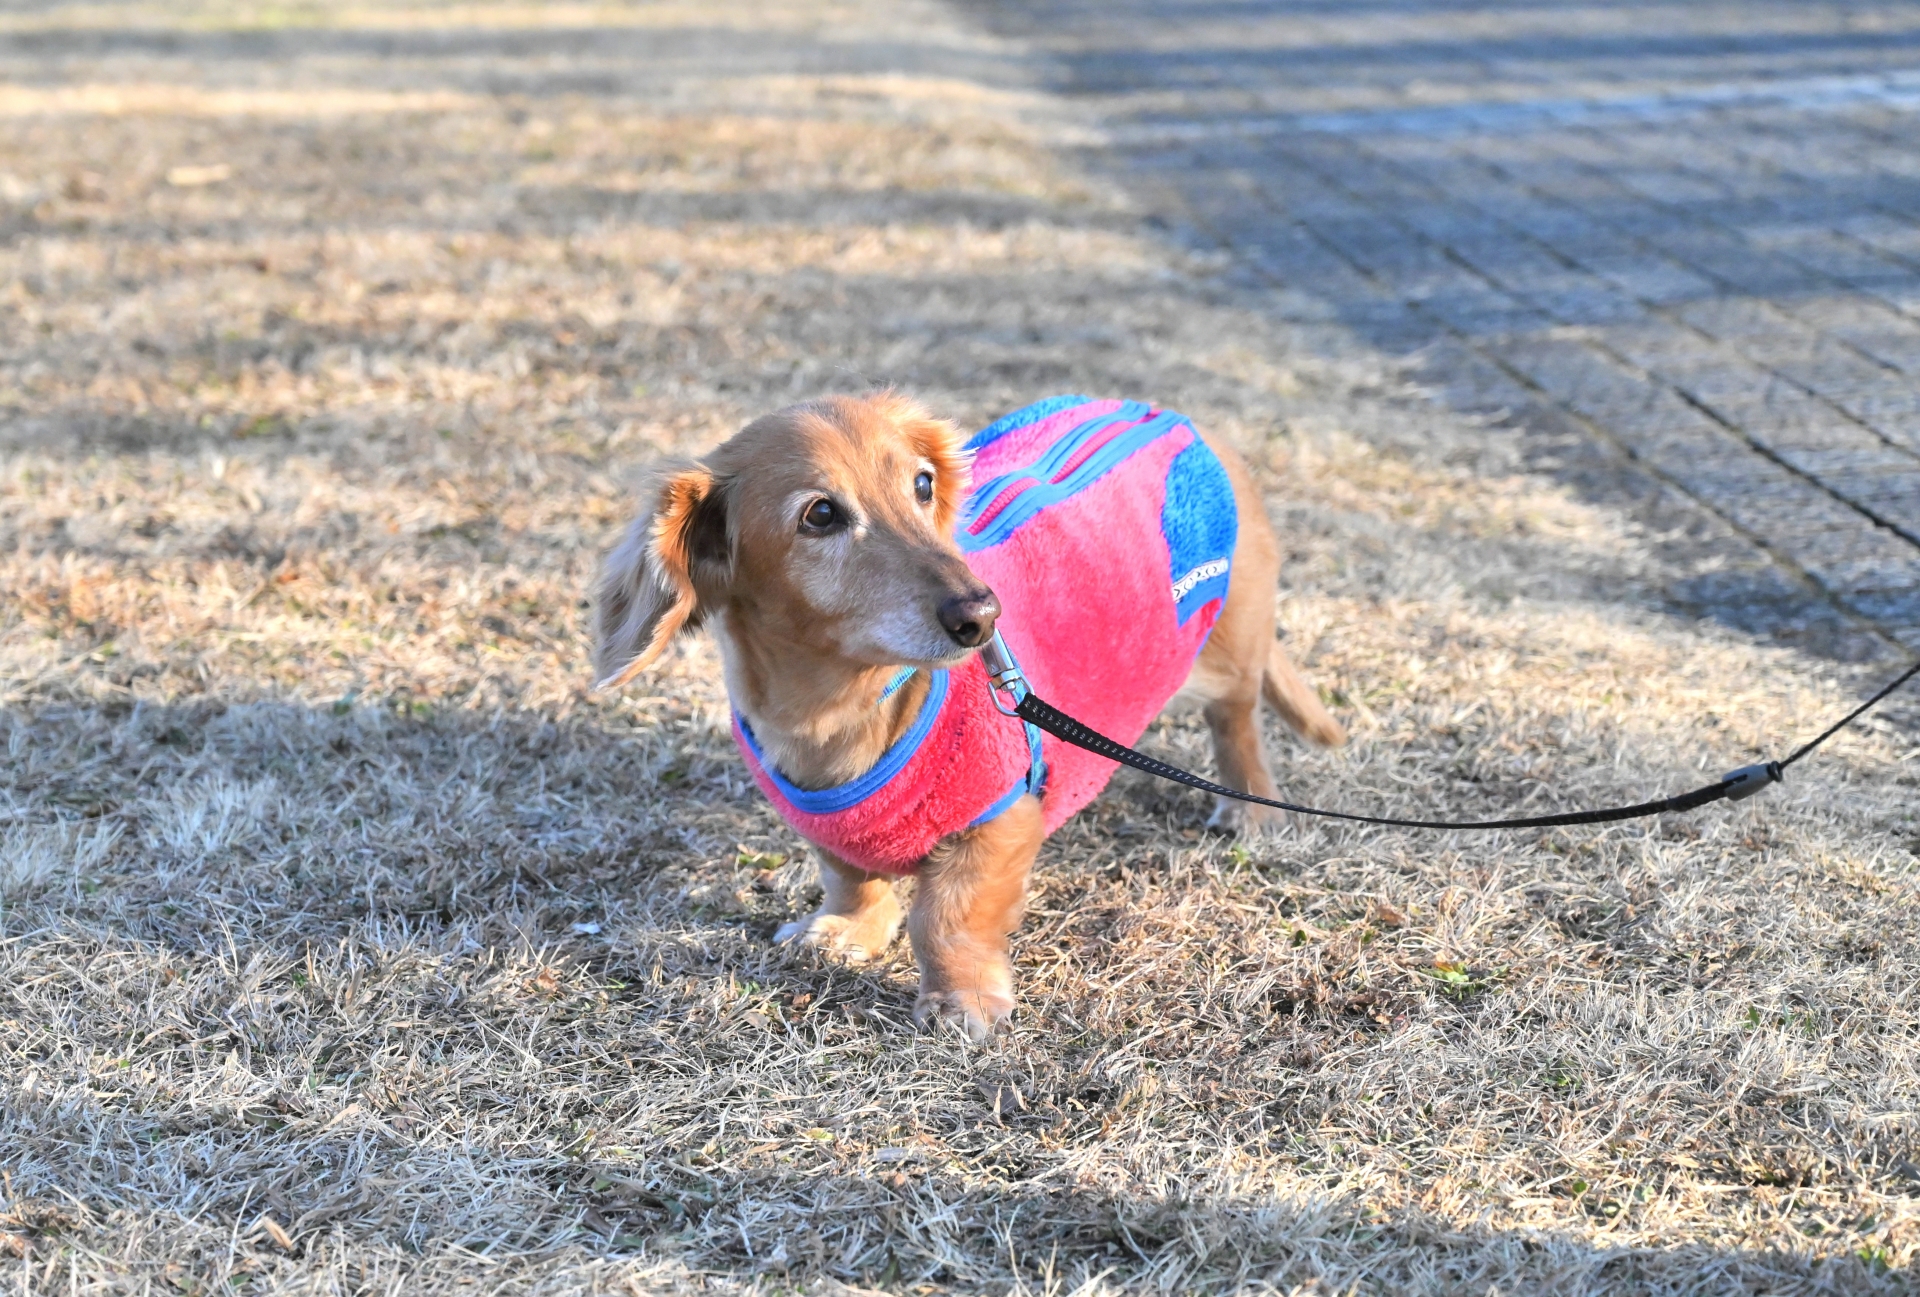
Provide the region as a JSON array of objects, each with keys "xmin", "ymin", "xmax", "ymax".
[{"xmin": 736, "ymin": 670, "xmax": 952, "ymax": 814}]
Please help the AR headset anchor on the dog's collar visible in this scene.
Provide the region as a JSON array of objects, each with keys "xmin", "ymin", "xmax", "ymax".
[{"xmin": 878, "ymin": 666, "xmax": 916, "ymax": 702}]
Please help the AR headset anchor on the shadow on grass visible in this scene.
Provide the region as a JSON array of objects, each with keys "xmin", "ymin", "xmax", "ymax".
[
  {"xmin": 1, "ymin": 22, "xmax": 1033, "ymax": 94},
  {"xmin": 562, "ymin": 1164, "xmax": 1906, "ymax": 1295},
  {"xmin": 1, "ymin": 695, "xmax": 1913, "ymax": 1293}
]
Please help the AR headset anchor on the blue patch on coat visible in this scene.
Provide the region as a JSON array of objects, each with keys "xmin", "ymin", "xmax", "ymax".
[
  {"xmin": 967, "ymin": 394, "xmax": 1093, "ymax": 452},
  {"xmin": 1162, "ymin": 439, "xmax": 1236, "ymax": 624}
]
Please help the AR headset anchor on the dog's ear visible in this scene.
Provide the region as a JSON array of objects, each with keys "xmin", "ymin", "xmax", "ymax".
[
  {"xmin": 874, "ymin": 391, "xmax": 972, "ymax": 531},
  {"xmin": 592, "ymin": 463, "xmax": 731, "ymax": 690}
]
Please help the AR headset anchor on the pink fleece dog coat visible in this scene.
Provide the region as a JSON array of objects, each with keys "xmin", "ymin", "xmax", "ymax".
[{"xmin": 733, "ymin": 396, "xmax": 1237, "ymax": 874}]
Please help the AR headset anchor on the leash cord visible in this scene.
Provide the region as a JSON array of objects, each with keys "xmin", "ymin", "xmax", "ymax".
[
  {"xmin": 1004, "ymin": 656, "xmax": 1920, "ymax": 831},
  {"xmin": 1779, "ymin": 655, "xmax": 1920, "ymax": 769}
]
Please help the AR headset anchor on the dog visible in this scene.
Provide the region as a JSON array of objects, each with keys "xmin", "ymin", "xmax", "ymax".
[{"xmin": 593, "ymin": 392, "xmax": 1343, "ymax": 1040}]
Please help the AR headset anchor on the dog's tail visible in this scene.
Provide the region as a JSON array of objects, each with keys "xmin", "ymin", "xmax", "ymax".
[{"xmin": 1263, "ymin": 640, "xmax": 1347, "ymax": 747}]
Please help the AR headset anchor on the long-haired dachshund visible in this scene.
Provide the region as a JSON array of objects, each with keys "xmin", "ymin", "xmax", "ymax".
[{"xmin": 594, "ymin": 392, "xmax": 1342, "ymax": 1039}]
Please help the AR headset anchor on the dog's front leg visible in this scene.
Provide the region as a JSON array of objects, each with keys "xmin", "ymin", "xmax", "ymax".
[
  {"xmin": 909, "ymin": 794, "xmax": 1043, "ymax": 1042},
  {"xmin": 776, "ymin": 851, "xmax": 903, "ymax": 961}
]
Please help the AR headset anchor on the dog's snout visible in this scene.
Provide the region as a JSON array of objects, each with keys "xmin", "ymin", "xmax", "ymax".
[{"xmin": 937, "ymin": 589, "xmax": 1000, "ymax": 648}]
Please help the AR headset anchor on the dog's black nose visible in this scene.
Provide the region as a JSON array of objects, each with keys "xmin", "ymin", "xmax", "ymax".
[{"xmin": 938, "ymin": 589, "xmax": 1001, "ymax": 647}]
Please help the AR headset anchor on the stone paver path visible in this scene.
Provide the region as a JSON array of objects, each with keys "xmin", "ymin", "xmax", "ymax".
[{"xmin": 977, "ymin": 0, "xmax": 1920, "ymax": 653}]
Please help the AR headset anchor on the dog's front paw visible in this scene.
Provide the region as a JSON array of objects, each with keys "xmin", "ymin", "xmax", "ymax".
[
  {"xmin": 775, "ymin": 908, "xmax": 900, "ymax": 962},
  {"xmin": 913, "ymin": 987, "xmax": 1014, "ymax": 1043}
]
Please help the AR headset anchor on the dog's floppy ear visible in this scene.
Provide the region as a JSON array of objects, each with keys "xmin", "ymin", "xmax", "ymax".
[{"xmin": 593, "ymin": 463, "xmax": 731, "ymax": 690}]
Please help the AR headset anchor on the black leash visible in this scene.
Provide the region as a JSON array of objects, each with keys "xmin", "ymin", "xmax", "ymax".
[{"xmin": 980, "ymin": 636, "xmax": 1920, "ymax": 831}]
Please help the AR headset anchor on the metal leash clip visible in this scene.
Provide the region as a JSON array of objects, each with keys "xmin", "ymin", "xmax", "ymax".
[{"xmin": 979, "ymin": 629, "xmax": 1030, "ymax": 717}]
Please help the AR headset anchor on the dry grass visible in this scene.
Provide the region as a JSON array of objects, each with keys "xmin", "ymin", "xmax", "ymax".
[{"xmin": 3, "ymin": 2, "xmax": 1918, "ymax": 1293}]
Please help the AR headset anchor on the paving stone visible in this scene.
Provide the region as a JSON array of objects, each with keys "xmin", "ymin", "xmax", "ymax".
[{"xmin": 975, "ymin": 0, "xmax": 1920, "ymax": 654}]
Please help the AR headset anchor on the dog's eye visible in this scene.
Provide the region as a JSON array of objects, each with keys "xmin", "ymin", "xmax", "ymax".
[
  {"xmin": 799, "ymin": 497, "xmax": 841, "ymax": 532},
  {"xmin": 914, "ymin": 471, "xmax": 934, "ymax": 504}
]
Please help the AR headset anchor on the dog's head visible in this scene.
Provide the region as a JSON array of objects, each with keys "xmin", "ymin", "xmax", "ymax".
[{"xmin": 593, "ymin": 392, "xmax": 999, "ymax": 690}]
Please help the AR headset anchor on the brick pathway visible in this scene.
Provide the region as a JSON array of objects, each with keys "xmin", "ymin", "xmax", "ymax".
[{"xmin": 973, "ymin": 0, "xmax": 1920, "ymax": 653}]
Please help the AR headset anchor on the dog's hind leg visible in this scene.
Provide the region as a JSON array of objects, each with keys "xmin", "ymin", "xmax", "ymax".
[
  {"xmin": 1263, "ymin": 639, "xmax": 1345, "ymax": 748},
  {"xmin": 1186, "ymin": 435, "xmax": 1343, "ymax": 831},
  {"xmin": 909, "ymin": 793, "xmax": 1043, "ymax": 1042},
  {"xmin": 1185, "ymin": 437, "xmax": 1287, "ymax": 831},
  {"xmin": 777, "ymin": 851, "xmax": 903, "ymax": 961}
]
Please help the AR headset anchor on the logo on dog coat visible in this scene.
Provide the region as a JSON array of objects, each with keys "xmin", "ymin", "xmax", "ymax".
[{"xmin": 1171, "ymin": 558, "xmax": 1229, "ymax": 604}]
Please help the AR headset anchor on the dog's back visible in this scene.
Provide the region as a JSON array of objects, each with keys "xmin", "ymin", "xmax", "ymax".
[{"xmin": 962, "ymin": 396, "xmax": 1238, "ymax": 828}]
